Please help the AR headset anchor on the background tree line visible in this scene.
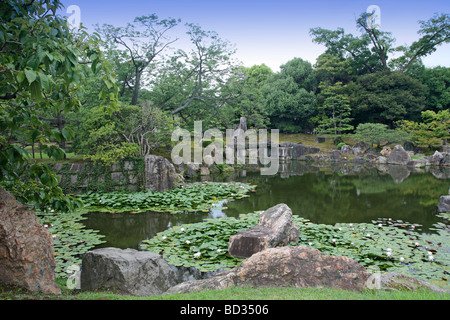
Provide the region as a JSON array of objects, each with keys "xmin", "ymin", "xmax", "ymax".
[
  {"xmin": 0, "ymin": 0, "xmax": 448, "ymax": 210},
  {"xmin": 70, "ymin": 9, "xmax": 449, "ymax": 163}
]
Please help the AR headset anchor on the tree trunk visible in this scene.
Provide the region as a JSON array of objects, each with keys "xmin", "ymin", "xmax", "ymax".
[
  {"xmin": 131, "ymin": 70, "xmax": 141, "ymax": 105},
  {"xmin": 56, "ymin": 112, "xmax": 66, "ymax": 159}
]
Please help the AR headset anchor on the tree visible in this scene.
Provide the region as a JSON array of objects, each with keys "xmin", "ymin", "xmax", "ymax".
[
  {"xmin": 353, "ymin": 123, "xmax": 410, "ymax": 148},
  {"xmin": 262, "ymin": 58, "xmax": 317, "ymax": 133},
  {"xmin": 397, "ymin": 109, "xmax": 450, "ymax": 149},
  {"xmin": 315, "ymin": 82, "xmax": 353, "ymax": 136},
  {"xmin": 348, "ymin": 71, "xmax": 426, "ymax": 126},
  {"xmin": 150, "ymin": 23, "xmax": 241, "ymax": 129},
  {"xmin": 97, "ymin": 14, "xmax": 180, "ymax": 105},
  {"xmin": 393, "ymin": 13, "xmax": 450, "ymax": 73},
  {"xmin": 118, "ymin": 103, "xmax": 176, "ymax": 157},
  {"xmin": 0, "ymin": 0, "xmax": 117, "ymax": 211},
  {"xmin": 310, "ymin": 12, "xmax": 450, "ymax": 75},
  {"xmin": 313, "ymin": 53, "xmax": 352, "ymax": 85},
  {"xmin": 219, "ymin": 64, "xmax": 273, "ymax": 129},
  {"xmin": 415, "ymin": 66, "xmax": 450, "ymax": 112}
]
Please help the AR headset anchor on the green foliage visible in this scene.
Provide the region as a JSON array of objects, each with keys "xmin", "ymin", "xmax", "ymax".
[
  {"xmin": 349, "ymin": 71, "xmax": 426, "ymax": 126},
  {"xmin": 353, "ymin": 123, "xmax": 410, "ymax": 147},
  {"xmin": 0, "ymin": 0, "xmax": 117, "ymax": 211},
  {"xmin": 76, "ymin": 182, "xmax": 256, "ymax": 214},
  {"xmin": 140, "ymin": 213, "xmax": 260, "ymax": 271},
  {"xmin": 315, "ymin": 81, "xmax": 353, "ymax": 136},
  {"xmin": 73, "ymin": 104, "xmax": 174, "ymax": 164},
  {"xmin": 37, "ymin": 210, "xmax": 105, "ymax": 278},
  {"xmin": 397, "ymin": 109, "xmax": 450, "ymax": 149},
  {"xmin": 142, "ymin": 212, "xmax": 450, "ymax": 288},
  {"xmin": 88, "ymin": 142, "xmax": 140, "ymax": 167},
  {"xmin": 262, "ymin": 58, "xmax": 317, "ymax": 132},
  {"xmin": 415, "ymin": 67, "xmax": 450, "ymax": 112}
]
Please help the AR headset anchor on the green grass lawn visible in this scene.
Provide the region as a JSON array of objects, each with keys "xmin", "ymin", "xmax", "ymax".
[{"xmin": 1, "ymin": 283, "xmax": 448, "ymax": 300}]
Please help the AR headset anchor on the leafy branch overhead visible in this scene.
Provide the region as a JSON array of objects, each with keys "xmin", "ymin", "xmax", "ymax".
[
  {"xmin": 310, "ymin": 12, "xmax": 450, "ymax": 74},
  {"xmin": 0, "ymin": 0, "xmax": 118, "ymax": 211}
]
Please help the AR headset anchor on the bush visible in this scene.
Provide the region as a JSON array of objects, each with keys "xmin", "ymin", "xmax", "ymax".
[{"xmin": 353, "ymin": 123, "xmax": 410, "ymax": 148}]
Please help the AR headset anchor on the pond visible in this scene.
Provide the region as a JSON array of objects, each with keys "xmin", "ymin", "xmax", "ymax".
[{"xmin": 82, "ymin": 161, "xmax": 450, "ymax": 250}]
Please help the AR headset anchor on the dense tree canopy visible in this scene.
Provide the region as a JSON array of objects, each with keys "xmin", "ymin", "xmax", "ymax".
[
  {"xmin": 0, "ymin": 3, "xmax": 448, "ymax": 212},
  {"xmin": 0, "ymin": 0, "xmax": 117, "ymax": 210}
]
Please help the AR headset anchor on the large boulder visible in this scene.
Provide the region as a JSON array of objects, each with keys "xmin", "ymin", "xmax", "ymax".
[
  {"xmin": 379, "ymin": 273, "xmax": 448, "ymax": 294},
  {"xmin": 228, "ymin": 204, "xmax": 300, "ymax": 259},
  {"xmin": 428, "ymin": 151, "xmax": 444, "ymax": 165},
  {"xmin": 0, "ymin": 188, "xmax": 60, "ymax": 295},
  {"xmin": 388, "ymin": 145, "xmax": 411, "ymax": 165},
  {"xmin": 166, "ymin": 246, "xmax": 371, "ymax": 294},
  {"xmin": 291, "ymin": 143, "xmax": 320, "ymax": 159},
  {"xmin": 352, "ymin": 141, "xmax": 369, "ymax": 155},
  {"xmin": 380, "ymin": 146, "xmax": 392, "ymax": 157},
  {"xmin": 80, "ymin": 247, "xmax": 177, "ymax": 296},
  {"xmin": 438, "ymin": 195, "xmax": 450, "ymax": 213},
  {"xmin": 144, "ymin": 154, "xmax": 179, "ymax": 192}
]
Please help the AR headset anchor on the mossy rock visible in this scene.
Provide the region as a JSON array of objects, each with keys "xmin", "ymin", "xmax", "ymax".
[{"xmin": 380, "ymin": 273, "xmax": 449, "ymax": 294}]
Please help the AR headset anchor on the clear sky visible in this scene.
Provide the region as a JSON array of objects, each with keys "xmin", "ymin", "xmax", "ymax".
[{"xmin": 59, "ymin": 0, "xmax": 449, "ymax": 71}]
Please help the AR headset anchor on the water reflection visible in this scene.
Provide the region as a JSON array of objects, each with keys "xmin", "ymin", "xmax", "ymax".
[{"xmin": 82, "ymin": 161, "xmax": 450, "ymax": 249}]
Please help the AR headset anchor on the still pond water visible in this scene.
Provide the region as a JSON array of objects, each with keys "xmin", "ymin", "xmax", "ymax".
[{"xmin": 82, "ymin": 161, "xmax": 450, "ymax": 249}]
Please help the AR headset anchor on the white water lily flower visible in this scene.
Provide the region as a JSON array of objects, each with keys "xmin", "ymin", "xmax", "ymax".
[
  {"xmin": 378, "ymin": 224, "xmax": 383, "ymax": 228},
  {"xmin": 386, "ymin": 251, "xmax": 392, "ymax": 257},
  {"xmin": 399, "ymin": 257, "xmax": 405, "ymax": 262},
  {"xmin": 180, "ymin": 228, "xmax": 185, "ymax": 232},
  {"xmin": 217, "ymin": 249, "xmax": 222, "ymax": 253},
  {"xmin": 428, "ymin": 255, "xmax": 434, "ymax": 261},
  {"xmin": 185, "ymin": 240, "xmax": 191, "ymax": 244},
  {"xmin": 415, "ymin": 242, "xmax": 420, "ymax": 247},
  {"xmin": 194, "ymin": 252, "xmax": 201, "ymax": 258},
  {"xmin": 349, "ymin": 224, "xmax": 353, "ymax": 227}
]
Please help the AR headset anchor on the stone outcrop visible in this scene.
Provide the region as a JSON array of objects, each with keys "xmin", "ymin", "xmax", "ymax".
[
  {"xmin": 438, "ymin": 195, "xmax": 450, "ymax": 213},
  {"xmin": 352, "ymin": 142, "xmax": 369, "ymax": 155},
  {"xmin": 388, "ymin": 145, "xmax": 411, "ymax": 165},
  {"xmin": 228, "ymin": 204, "xmax": 300, "ymax": 259},
  {"xmin": 279, "ymin": 142, "xmax": 320, "ymax": 160},
  {"xmin": 380, "ymin": 146, "xmax": 392, "ymax": 157},
  {"xmin": 144, "ymin": 154, "xmax": 180, "ymax": 192},
  {"xmin": 0, "ymin": 188, "xmax": 61, "ymax": 295},
  {"xmin": 166, "ymin": 246, "xmax": 371, "ymax": 294},
  {"xmin": 80, "ymin": 247, "xmax": 177, "ymax": 296},
  {"xmin": 379, "ymin": 273, "xmax": 448, "ymax": 294}
]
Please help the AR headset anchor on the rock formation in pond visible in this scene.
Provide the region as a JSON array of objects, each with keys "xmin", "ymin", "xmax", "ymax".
[
  {"xmin": 144, "ymin": 154, "xmax": 181, "ymax": 192},
  {"xmin": 388, "ymin": 145, "xmax": 411, "ymax": 165},
  {"xmin": 228, "ymin": 203, "xmax": 300, "ymax": 259},
  {"xmin": 438, "ymin": 195, "xmax": 450, "ymax": 213},
  {"xmin": 0, "ymin": 188, "xmax": 61, "ymax": 295}
]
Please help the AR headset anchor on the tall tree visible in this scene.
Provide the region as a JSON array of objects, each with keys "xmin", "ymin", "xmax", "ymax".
[
  {"xmin": 97, "ymin": 14, "xmax": 180, "ymax": 105},
  {"xmin": 310, "ymin": 12, "xmax": 450, "ymax": 75},
  {"xmin": 315, "ymin": 82, "xmax": 353, "ymax": 136},
  {"xmin": 0, "ymin": 0, "xmax": 117, "ymax": 211},
  {"xmin": 262, "ymin": 58, "xmax": 317, "ymax": 133},
  {"xmin": 150, "ymin": 23, "xmax": 240, "ymax": 128},
  {"xmin": 348, "ymin": 71, "xmax": 426, "ymax": 126}
]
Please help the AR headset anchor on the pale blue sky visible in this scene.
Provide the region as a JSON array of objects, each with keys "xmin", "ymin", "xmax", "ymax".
[{"xmin": 60, "ymin": 0, "xmax": 449, "ymax": 71}]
